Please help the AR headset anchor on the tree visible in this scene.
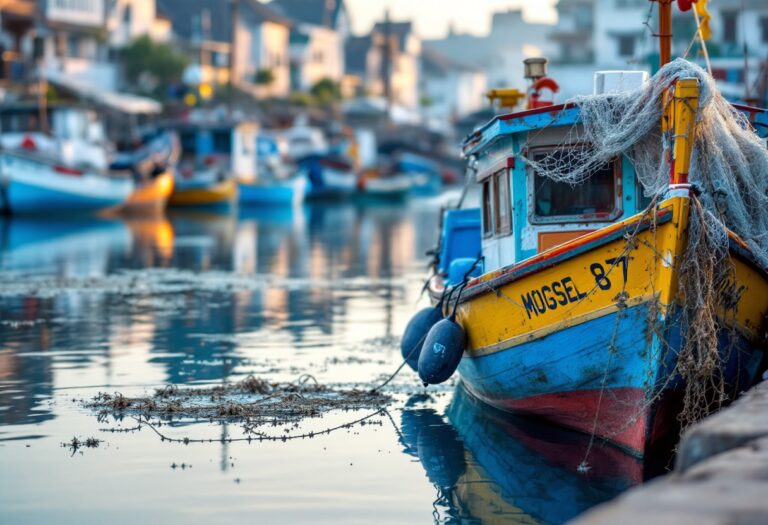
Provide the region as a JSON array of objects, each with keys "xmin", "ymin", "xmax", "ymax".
[
  {"xmin": 254, "ymin": 69, "xmax": 276, "ymax": 86},
  {"xmin": 122, "ymin": 35, "xmax": 189, "ymax": 94},
  {"xmin": 310, "ymin": 78, "xmax": 341, "ymax": 106}
]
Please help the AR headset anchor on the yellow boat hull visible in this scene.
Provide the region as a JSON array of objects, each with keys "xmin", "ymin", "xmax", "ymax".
[
  {"xmin": 442, "ymin": 195, "xmax": 768, "ymax": 455},
  {"xmin": 168, "ymin": 178, "xmax": 237, "ymax": 207}
]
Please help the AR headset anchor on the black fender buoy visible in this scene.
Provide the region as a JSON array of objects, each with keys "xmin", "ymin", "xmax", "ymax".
[
  {"xmin": 418, "ymin": 316, "xmax": 466, "ymax": 385},
  {"xmin": 401, "ymin": 306, "xmax": 443, "ymax": 371}
]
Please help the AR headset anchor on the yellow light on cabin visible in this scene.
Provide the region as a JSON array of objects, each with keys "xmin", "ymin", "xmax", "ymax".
[
  {"xmin": 486, "ymin": 89, "xmax": 526, "ymax": 110},
  {"xmin": 199, "ymin": 83, "xmax": 213, "ymax": 100}
]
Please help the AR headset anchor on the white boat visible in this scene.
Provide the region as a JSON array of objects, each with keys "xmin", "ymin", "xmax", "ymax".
[{"xmin": 0, "ymin": 105, "xmax": 134, "ymax": 215}]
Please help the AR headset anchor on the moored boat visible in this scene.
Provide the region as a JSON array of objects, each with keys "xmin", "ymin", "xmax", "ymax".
[
  {"xmin": 0, "ymin": 105, "xmax": 134, "ymax": 215},
  {"xmin": 299, "ymin": 154, "xmax": 358, "ymax": 200},
  {"xmin": 239, "ymin": 176, "xmax": 307, "ymax": 207},
  {"xmin": 409, "ymin": 19, "xmax": 768, "ymax": 458},
  {"xmin": 358, "ymin": 169, "xmax": 411, "ymax": 201},
  {"xmin": 165, "ymin": 121, "xmax": 245, "ymax": 208},
  {"xmin": 170, "ymin": 177, "xmax": 237, "ymax": 208},
  {"xmin": 120, "ymin": 169, "xmax": 175, "ymax": 215}
]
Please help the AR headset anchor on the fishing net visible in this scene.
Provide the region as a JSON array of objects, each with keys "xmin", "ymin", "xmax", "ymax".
[{"xmin": 527, "ymin": 58, "xmax": 768, "ymax": 430}]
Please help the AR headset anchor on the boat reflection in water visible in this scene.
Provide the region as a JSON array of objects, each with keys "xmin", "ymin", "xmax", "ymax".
[{"xmin": 402, "ymin": 385, "xmax": 649, "ymax": 524}]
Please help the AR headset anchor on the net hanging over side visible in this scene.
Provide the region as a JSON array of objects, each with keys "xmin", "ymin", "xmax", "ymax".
[
  {"xmin": 526, "ymin": 58, "xmax": 768, "ymax": 429},
  {"xmin": 527, "ymin": 58, "xmax": 768, "ymax": 267}
]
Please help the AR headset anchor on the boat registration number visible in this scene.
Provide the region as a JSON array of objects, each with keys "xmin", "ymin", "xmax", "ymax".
[{"xmin": 521, "ymin": 256, "xmax": 629, "ymax": 319}]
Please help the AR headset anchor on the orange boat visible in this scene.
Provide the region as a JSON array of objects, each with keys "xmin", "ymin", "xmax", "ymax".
[{"xmin": 121, "ymin": 170, "xmax": 175, "ymax": 215}]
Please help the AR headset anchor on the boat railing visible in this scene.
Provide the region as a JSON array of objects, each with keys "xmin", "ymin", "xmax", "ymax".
[{"xmin": 1, "ymin": 147, "xmax": 133, "ymax": 180}]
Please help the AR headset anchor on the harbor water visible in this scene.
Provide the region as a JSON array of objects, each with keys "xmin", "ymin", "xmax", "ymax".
[{"xmin": 0, "ymin": 196, "xmax": 639, "ymax": 525}]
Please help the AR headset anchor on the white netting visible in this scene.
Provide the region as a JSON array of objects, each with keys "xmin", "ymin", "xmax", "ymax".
[
  {"xmin": 527, "ymin": 58, "xmax": 768, "ymax": 429},
  {"xmin": 527, "ymin": 58, "xmax": 768, "ymax": 266}
]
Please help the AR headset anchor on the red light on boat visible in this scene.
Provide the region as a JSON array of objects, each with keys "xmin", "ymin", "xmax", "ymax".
[
  {"xmin": 53, "ymin": 165, "xmax": 84, "ymax": 176},
  {"xmin": 20, "ymin": 136, "xmax": 36, "ymax": 150}
]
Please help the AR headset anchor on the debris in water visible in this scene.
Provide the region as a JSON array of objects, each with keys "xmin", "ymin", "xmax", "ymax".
[
  {"xmin": 62, "ymin": 436, "xmax": 102, "ymax": 455},
  {"xmin": 85, "ymin": 375, "xmax": 392, "ymax": 431}
]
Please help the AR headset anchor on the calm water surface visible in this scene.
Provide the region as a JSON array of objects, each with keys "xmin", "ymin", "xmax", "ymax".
[{"xmin": 0, "ymin": 197, "xmax": 638, "ymax": 524}]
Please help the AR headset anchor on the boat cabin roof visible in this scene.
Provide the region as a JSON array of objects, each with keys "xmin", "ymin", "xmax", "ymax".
[{"xmin": 463, "ymin": 102, "xmax": 768, "ymax": 159}]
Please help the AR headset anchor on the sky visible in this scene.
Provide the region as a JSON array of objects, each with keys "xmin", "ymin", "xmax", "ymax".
[{"xmin": 347, "ymin": 0, "xmax": 558, "ymax": 40}]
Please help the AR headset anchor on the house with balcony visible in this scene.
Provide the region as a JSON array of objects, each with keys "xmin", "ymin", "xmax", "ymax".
[
  {"xmin": 34, "ymin": 0, "xmax": 118, "ymax": 90},
  {"xmin": 0, "ymin": 0, "xmax": 171, "ymax": 93},
  {"xmin": 159, "ymin": 0, "xmax": 291, "ymax": 99}
]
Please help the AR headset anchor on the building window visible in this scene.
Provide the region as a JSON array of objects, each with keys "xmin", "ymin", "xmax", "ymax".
[
  {"xmin": 531, "ymin": 149, "xmax": 619, "ymax": 222},
  {"xmin": 67, "ymin": 35, "xmax": 80, "ymax": 58},
  {"xmin": 722, "ymin": 10, "xmax": 738, "ymax": 44},
  {"xmin": 493, "ymin": 170, "xmax": 512, "ymax": 236},
  {"xmin": 617, "ymin": 35, "xmax": 635, "ymax": 58}
]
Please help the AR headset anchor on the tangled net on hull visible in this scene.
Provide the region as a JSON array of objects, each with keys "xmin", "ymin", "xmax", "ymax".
[{"xmin": 528, "ymin": 59, "xmax": 768, "ymax": 430}]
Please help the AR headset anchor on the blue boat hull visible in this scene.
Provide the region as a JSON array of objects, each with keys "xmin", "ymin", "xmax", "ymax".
[
  {"xmin": 239, "ymin": 177, "xmax": 306, "ymax": 207},
  {"xmin": 458, "ymin": 301, "xmax": 765, "ymax": 456},
  {"xmin": 0, "ymin": 153, "xmax": 132, "ymax": 215}
]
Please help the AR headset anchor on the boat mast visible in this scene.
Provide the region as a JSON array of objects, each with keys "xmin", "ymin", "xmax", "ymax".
[{"xmin": 658, "ymin": 0, "xmax": 673, "ymax": 68}]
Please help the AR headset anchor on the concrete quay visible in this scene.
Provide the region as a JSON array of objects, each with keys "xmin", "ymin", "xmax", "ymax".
[{"xmin": 570, "ymin": 381, "xmax": 768, "ymax": 525}]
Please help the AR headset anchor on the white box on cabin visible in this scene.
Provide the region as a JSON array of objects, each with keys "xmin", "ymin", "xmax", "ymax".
[{"xmin": 593, "ymin": 71, "xmax": 649, "ymax": 95}]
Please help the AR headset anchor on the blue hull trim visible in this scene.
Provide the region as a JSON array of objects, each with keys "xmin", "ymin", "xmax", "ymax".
[
  {"xmin": 5, "ymin": 179, "xmax": 126, "ymax": 214},
  {"xmin": 239, "ymin": 183, "xmax": 296, "ymax": 206},
  {"xmin": 459, "ymin": 302, "xmax": 765, "ymax": 453}
]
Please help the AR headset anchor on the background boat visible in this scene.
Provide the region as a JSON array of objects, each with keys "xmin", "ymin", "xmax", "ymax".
[{"xmin": 119, "ymin": 169, "xmax": 175, "ymax": 215}]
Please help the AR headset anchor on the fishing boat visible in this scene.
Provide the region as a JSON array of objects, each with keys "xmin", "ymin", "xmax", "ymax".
[
  {"xmin": 357, "ymin": 169, "xmax": 412, "ymax": 201},
  {"xmin": 0, "ymin": 105, "xmax": 134, "ymax": 215},
  {"xmin": 165, "ymin": 122, "xmax": 241, "ymax": 208},
  {"xmin": 393, "ymin": 152, "xmax": 444, "ymax": 196},
  {"xmin": 408, "ymin": 4, "xmax": 768, "ymax": 458},
  {"xmin": 299, "ymin": 153, "xmax": 358, "ymax": 200},
  {"xmin": 239, "ymin": 132, "xmax": 307, "ymax": 207},
  {"xmin": 120, "ymin": 169, "xmax": 175, "ymax": 215},
  {"xmin": 239, "ymin": 176, "xmax": 307, "ymax": 207}
]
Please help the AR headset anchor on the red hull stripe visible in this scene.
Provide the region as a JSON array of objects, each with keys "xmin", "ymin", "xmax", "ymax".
[{"xmin": 481, "ymin": 387, "xmax": 649, "ymax": 456}]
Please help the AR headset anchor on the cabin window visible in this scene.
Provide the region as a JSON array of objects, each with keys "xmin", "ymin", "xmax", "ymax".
[
  {"xmin": 481, "ymin": 170, "xmax": 512, "ymax": 238},
  {"xmin": 531, "ymin": 149, "xmax": 619, "ymax": 222},
  {"xmin": 493, "ymin": 170, "xmax": 512, "ymax": 236},
  {"xmin": 482, "ymin": 179, "xmax": 493, "ymax": 238},
  {"xmin": 180, "ymin": 131, "xmax": 196, "ymax": 154},
  {"xmin": 212, "ymin": 130, "xmax": 232, "ymax": 154}
]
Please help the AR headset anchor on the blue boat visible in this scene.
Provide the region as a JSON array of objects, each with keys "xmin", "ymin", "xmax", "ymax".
[
  {"xmin": 0, "ymin": 105, "xmax": 134, "ymax": 215},
  {"xmin": 239, "ymin": 176, "xmax": 307, "ymax": 207},
  {"xmin": 298, "ymin": 154, "xmax": 358, "ymax": 200}
]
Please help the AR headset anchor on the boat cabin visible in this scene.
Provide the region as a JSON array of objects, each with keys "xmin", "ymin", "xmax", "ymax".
[
  {"xmin": 164, "ymin": 121, "xmax": 258, "ymax": 183},
  {"xmin": 437, "ymin": 99, "xmax": 768, "ymax": 287},
  {"xmin": 0, "ymin": 104, "xmax": 109, "ymax": 171}
]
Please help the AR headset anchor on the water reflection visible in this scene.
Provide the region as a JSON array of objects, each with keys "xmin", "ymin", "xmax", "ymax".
[
  {"xmin": 0, "ymin": 201, "xmax": 439, "ymax": 425},
  {"xmin": 402, "ymin": 386, "xmax": 643, "ymax": 524}
]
